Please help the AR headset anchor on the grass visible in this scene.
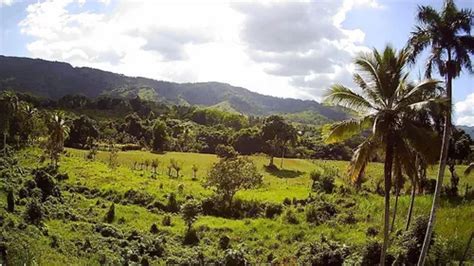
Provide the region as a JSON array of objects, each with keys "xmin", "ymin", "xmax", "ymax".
[{"xmin": 3, "ymin": 147, "xmax": 473, "ymax": 264}]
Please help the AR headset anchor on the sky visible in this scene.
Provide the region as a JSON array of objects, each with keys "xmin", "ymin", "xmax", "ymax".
[{"xmin": 0, "ymin": 0, "xmax": 473, "ymax": 125}]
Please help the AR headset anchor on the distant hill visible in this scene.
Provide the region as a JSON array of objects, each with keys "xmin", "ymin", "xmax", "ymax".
[
  {"xmin": 0, "ymin": 55, "xmax": 348, "ymax": 121},
  {"xmin": 458, "ymin": 125, "xmax": 474, "ymax": 139}
]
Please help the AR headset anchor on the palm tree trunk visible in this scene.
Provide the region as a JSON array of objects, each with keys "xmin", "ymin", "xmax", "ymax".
[
  {"xmin": 405, "ymin": 180, "xmax": 416, "ymax": 231},
  {"xmin": 280, "ymin": 147, "xmax": 285, "ymax": 169},
  {"xmin": 2, "ymin": 132, "xmax": 6, "ymax": 157},
  {"xmin": 390, "ymin": 186, "xmax": 399, "ymax": 234},
  {"xmin": 381, "ymin": 134, "xmax": 394, "ymax": 266},
  {"xmin": 418, "ymin": 68, "xmax": 452, "ymax": 266}
]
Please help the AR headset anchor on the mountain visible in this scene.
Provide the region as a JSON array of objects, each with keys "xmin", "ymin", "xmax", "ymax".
[
  {"xmin": 458, "ymin": 125, "xmax": 474, "ymax": 139},
  {"xmin": 0, "ymin": 55, "xmax": 348, "ymax": 120}
]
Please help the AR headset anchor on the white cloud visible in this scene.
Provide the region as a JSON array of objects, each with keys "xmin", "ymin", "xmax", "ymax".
[
  {"xmin": 0, "ymin": 0, "xmax": 14, "ymax": 6},
  {"xmin": 18, "ymin": 0, "xmax": 380, "ymax": 100},
  {"xmin": 455, "ymin": 93, "xmax": 474, "ymax": 126}
]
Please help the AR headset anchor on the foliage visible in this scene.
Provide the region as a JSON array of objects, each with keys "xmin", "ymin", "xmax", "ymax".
[
  {"xmin": 105, "ymin": 203, "xmax": 115, "ymax": 223},
  {"xmin": 206, "ymin": 157, "xmax": 262, "ymax": 206},
  {"xmin": 215, "ymin": 144, "xmax": 238, "ymax": 159},
  {"xmin": 7, "ymin": 190, "xmax": 15, "ymax": 212},
  {"xmin": 181, "ymin": 199, "xmax": 202, "ymax": 231}
]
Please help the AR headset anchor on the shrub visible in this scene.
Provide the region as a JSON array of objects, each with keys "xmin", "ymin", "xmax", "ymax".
[
  {"xmin": 305, "ymin": 201, "xmax": 337, "ymax": 225},
  {"xmin": 183, "ymin": 228, "xmax": 199, "ymax": 245},
  {"xmin": 311, "ymin": 169, "xmax": 335, "ymax": 193},
  {"xmin": 7, "ymin": 190, "xmax": 14, "ymax": 212},
  {"xmin": 105, "ymin": 203, "xmax": 115, "ymax": 223},
  {"xmin": 223, "ymin": 248, "xmax": 247, "ymax": 266},
  {"xmin": 296, "ymin": 238, "xmax": 348, "ymax": 265},
  {"xmin": 150, "ymin": 223, "xmax": 159, "ymax": 234},
  {"xmin": 215, "ymin": 144, "xmax": 238, "ymax": 159},
  {"xmin": 123, "ymin": 189, "xmax": 154, "ymax": 206},
  {"xmin": 166, "ymin": 193, "xmax": 180, "ymax": 213},
  {"xmin": 396, "ymin": 216, "xmax": 432, "ymax": 264},
  {"xmin": 282, "ymin": 208, "xmax": 299, "ymax": 224},
  {"xmin": 265, "ymin": 203, "xmax": 283, "ymax": 218},
  {"xmin": 181, "ymin": 199, "xmax": 202, "ymax": 231},
  {"xmin": 162, "ymin": 215, "xmax": 172, "ymax": 226},
  {"xmin": 283, "ymin": 197, "xmax": 292, "ymax": 206},
  {"xmin": 219, "ymin": 235, "xmax": 231, "ymax": 250},
  {"xmin": 25, "ymin": 200, "xmax": 43, "ymax": 225},
  {"xmin": 366, "ymin": 226, "xmax": 379, "ymax": 237},
  {"xmin": 34, "ymin": 170, "xmax": 57, "ymax": 199}
]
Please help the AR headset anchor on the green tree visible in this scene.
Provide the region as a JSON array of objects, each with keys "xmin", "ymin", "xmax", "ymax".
[
  {"xmin": 261, "ymin": 115, "xmax": 297, "ymax": 168},
  {"xmin": 181, "ymin": 199, "xmax": 201, "ymax": 231},
  {"xmin": 206, "ymin": 157, "xmax": 262, "ymax": 207},
  {"xmin": 323, "ymin": 46, "xmax": 440, "ymax": 266},
  {"xmin": 45, "ymin": 112, "xmax": 70, "ymax": 168},
  {"xmin": 151, "ymin": 119, "xmax": 169, "ymax": 152},
  {"xmin": 0, "ymin": 92, "xmax": 19, "ymax": 155},
  {"xmin": 66, "ymin": 115, "xmax": 99, "ymax": 148},
  {"xmin": 408, "ymin": 1, "xmax": 474, "ymax": 263}
]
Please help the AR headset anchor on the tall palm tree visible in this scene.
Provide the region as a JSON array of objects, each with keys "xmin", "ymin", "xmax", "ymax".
[
  {"xmin": 324, "ymin": 46, "xmax": 441, "ymax": 266},
  {"xmin": 0, "ymin": 92, "xmax": 19, "ymax": 156},
  {"xmin": 408, "ymin": 1, "xmax": 473, "ymax": 263},
  {"xmin": 46, "ymin": 112, "xmax": 70, "ymax": 168}
]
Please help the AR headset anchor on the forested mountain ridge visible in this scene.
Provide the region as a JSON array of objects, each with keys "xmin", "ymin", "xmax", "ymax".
[{"xmin": 0, "ymin": 55, "xmax": 347, "ymax": 120}]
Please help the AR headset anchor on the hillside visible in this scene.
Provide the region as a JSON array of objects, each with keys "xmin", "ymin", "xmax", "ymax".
[
  {"xmin": 0, "ymin": 55, "xmax": 347, "ymax": 120},
  {"xmin": 459, "ymin": 125, "xmax": 474, "ymax": 139}
]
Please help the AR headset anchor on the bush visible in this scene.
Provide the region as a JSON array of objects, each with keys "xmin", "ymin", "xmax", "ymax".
[
  {"xmin": 396, "ymin": 216, "xmax": 432, "ymax": 264},
  {"xmin": 162, "ymin": 215, "xmax": 172, "ymax": 226},
  {"xmin": 150, "ymin": 223, "xmax": 159, "ymax": 234},
  {"xmin": 219, "ymin": 235, "xmax": 231, "ymax": 250},
  {"xmin": 181, "ymin": 199, "xmax": 202, "ymax": 231},
  {"xmin": 311, "ymin": 169, "xmax": 335, "ymax": 194},
  {"xmin": 7, "ymin": 190, "xmax": 14, "ymax": 212},
  {"xmin": 123, "ymin": 189, "xmax": 154, "ymax": 206},
  {"xmin": 305, "ymin": 201, "xmax": 337, "ymax": 225},
  {"xmin": 296, "ymin": 238, "xmax": 348, "ymax": 265},
  {"xmin": 282, "ymin": 208, "xmax": 299, "ymax": 224},
  {"xmin": 166, "ymin": 193, "xmax": 180, "ymax": 213},
  {"xmin": 105, "ymin": 203, "xmax": 115, "ymax": 223},
  {"xmin": 183, "ymin": 228, "xmax": 199, "ymax": 245},
  {"xmin": 223, "ymin": 248, "xmax": 247, "ymax": 266},
  {"xmin": 34, "ymin": 170, "xmax": 57, "ymax": 200},
  {"xmin": 215, "ymin": 144, "xmax": 238, "ymax": 159},
  {"xmin": 366, "ymin": 226, "xmax": 379, "ymax": 237},
  {"xmin": 265, "ymin": 203, "xmax": 283, "ymax": 218},
  {"xmin": 25, "ymin": 200, "xmax": 43, "ymax": 225}
]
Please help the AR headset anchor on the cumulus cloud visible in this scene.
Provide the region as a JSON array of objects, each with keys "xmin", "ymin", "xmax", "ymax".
[
  {"xmin": 455, "ymin": 93, "xmax": 474, "ymax": 126},
  {"xmin": 233, "ymin": 0, "xmax": 370, "ymax": 97},
  {"xmin": 18, "ymin": 0, "xmax": 381, "ymax": 100}
]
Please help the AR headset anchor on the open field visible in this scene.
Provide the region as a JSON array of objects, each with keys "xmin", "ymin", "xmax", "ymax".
[{"xmin": 1, "ymin": 148, "xmax": 472, "ymax": 264}]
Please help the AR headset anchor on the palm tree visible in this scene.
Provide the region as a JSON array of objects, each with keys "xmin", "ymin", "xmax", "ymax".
[
  {"xmin": 408, "ymin": 1, "xmax": 474, "ymax": 263},
  {"xmin": 324, "ymin": 46, "xmax": 441, "ymax": 265},
  {"xmin": 46, "ymin": 112, "xmax": 70, "ymax": 168},
  {"xmin": 0, "ymin": 92, "xmax": 19, "ymax": 156}
]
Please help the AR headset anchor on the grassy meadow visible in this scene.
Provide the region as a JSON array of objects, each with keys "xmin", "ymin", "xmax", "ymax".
[{"xmin": 2, "ymin": 147, "xmax": 472, "ymax": 264}]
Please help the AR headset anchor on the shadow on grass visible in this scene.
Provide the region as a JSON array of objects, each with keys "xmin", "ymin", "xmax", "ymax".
[{"xmin": 264, "ymin": 165, "xmax": 304, "ymax": 179}]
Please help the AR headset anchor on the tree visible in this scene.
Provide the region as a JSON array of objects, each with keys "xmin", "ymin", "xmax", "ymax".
[
  {"xmin": 66, "ymin": 115, "xmax": 99, "ymax": 148},
  {"xmin": 206, "ymin": 157, "xmax": 262, "ymax": 207},
  {"xmin": 261, "ymin": 115, "xmax": 297, "ymax": 168},
  {"xmin": 408, "ymin": 1, "xmax": 474, "ymax": 263},
  {"xmin": 181, "ymin": 199, "xmax": 201, "ymax": 231},
  {"xmin": 232, "ymin": 127, "xmax": 263, "ymax": 155},
  {"xmin": 0, "ymin": 92, "xmax": 19, "ymax": 155},
  {"xmin": 152, "ymin": 119, "xmax": 168, "ymax": 152},
  {"xmin": 323, "ymin": 46, "xmax": 441, "ymax": 265},
  {"xmin": 45, "ymin": 112, "xmax": 70, "ymax": 168},
  {"xmin": 447, "ymin": 128, "xmax": 472, "ymax": 195}
]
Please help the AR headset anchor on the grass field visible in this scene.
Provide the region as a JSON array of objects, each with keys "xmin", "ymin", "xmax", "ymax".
[{"xmin": 2, "ymin": 148, "xmax": 473, "ymax": 264}]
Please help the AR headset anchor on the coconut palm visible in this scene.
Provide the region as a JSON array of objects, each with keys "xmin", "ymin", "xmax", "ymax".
[
  {"xmin": 0, "ymin": 92, "xmax": 19, "ymax": 155},
  {"xmin": 323, "ymin": 45, "xmax": 441, "ymax": 265},
  {"xmin": 46, "ymin": 112, "xmax": 70, "ymax": 168},
  {"xmin": 408, "ymin": 1, "xmax": 474, "ymax": 263}
]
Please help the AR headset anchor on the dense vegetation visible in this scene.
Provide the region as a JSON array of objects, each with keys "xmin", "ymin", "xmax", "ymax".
[{"xmin": 0, "ymin": 0, "xmax": 473, "ymax": 265}]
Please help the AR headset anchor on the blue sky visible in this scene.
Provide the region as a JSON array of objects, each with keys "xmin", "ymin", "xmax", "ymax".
[{"xmin": 0, "ymin": 0, "xmax": 473, "ymax": 125}]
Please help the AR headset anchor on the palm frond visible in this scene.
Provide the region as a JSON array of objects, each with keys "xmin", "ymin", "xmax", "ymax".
[
  {"xmin": 322, "ymin": 116, "xmax": 373, "ymax": 144},
  {"xmin": 348, "ymin": 137, "xmax": 379, "ymax": 184},
  {"xmin": 465, "ymin": 163, "xmax": 474, "ymax": 176},
  {"xmin": 324, "ymin": 84, "xmax": 374, "ymax": 112}
]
